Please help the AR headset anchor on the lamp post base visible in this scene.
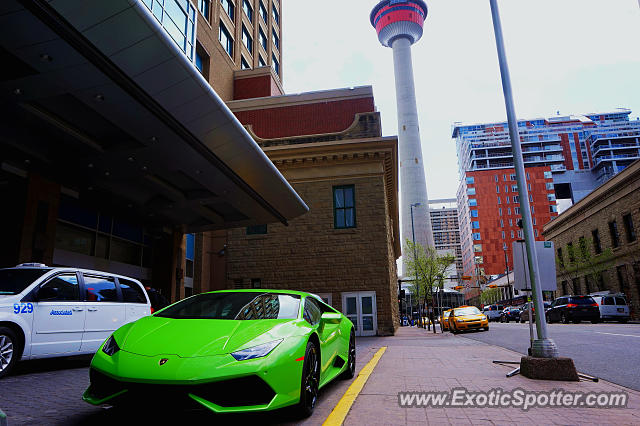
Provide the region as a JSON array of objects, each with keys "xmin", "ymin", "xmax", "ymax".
[{"xmin": 531, "ymin": 338, "xmax": 559, "ymax": 358}]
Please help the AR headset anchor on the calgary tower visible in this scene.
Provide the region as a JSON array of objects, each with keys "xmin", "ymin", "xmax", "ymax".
[{"xmin": 370, "ymin": 0, "xmax": 434, "ymax": 250}]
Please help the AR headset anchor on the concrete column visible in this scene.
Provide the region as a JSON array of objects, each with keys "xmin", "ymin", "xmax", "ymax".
[{"xmin": 391, "ymin": 37, "xmax": 434, "ymax": 250}]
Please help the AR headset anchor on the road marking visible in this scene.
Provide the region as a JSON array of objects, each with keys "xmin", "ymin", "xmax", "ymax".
[
  {"xmin": 323, "ymin": 346, "xmax": 387, "ymax": 426},
  {"xmin": 596, "ymin": 332, "xmax": 640, "ymax": 338}
]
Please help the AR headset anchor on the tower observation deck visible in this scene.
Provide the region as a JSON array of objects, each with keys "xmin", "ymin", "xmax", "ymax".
[{"xmin": 370, "ymin": 0, "xmax": 434, "ymax": 252}]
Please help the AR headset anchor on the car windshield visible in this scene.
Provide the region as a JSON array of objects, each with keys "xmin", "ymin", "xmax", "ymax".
[
  {"xmin": 443, "ymin": 311, "xmax": 450, "ymax": 318},
  {"xmin": 569, "ymin": 296, "xmax": 595, "ymax": 305},
  {"xmin": 155, "ymin": 292, "xmax": 301, "ymax": 320},
  {"xmin": 0, "ymin": 268, "xmax": 51, "ymax": 295},
  {"xmin": 453, "ymin": 307, "xmax": 481, "ymax": 316}
]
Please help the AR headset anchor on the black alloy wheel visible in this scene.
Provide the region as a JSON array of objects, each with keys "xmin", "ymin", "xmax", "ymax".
[
  {"xmin": 341, "ymin": 331, "xmax": 356, "ymax": 380},
  {"xmin": 296, "ymin": 341, "xmax": 320, "ymax": 418}
]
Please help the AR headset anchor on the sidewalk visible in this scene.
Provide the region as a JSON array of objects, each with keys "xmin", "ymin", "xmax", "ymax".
[{"xmin": 343, "ymin": 327, "xmax": 640, "ymax": 425}]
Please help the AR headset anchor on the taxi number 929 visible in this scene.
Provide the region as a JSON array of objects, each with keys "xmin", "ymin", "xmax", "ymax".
[{"xmin": 14, "ymin": 303, "xmax": 34, "ymax": 314}]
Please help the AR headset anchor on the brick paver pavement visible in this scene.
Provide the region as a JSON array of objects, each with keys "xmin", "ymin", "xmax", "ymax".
[{"xmin": 344, "ymin": 326, "xmax": 640, "ymax": 425}]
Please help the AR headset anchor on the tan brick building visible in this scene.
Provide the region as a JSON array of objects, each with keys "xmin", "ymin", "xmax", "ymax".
[
  {"xmin": 543, "ymin": 160, "xmax": 640, "ymax": 319},
  {"xmin": 198, "ymin": 87, "xmax": 401, "ymax": 336}
]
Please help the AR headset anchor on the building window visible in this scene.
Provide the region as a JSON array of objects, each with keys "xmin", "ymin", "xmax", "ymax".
[
  {"xmin": 198, "ymin": 0, "xmax": 210, "ymax": 19},
  {"xmin": 544, "ymin": 171, "xmax": 552, "ymax": 179},
  {"xmin": 534, "ymin": 229, "xmax": 539, "ymax": 237},
  {"xmin": 547, "ymin": 193, "xmax": 556, "ymax": 202},
  {"xmin": 513, "ymin": 196, "xmax": 519, "ymax": 204},
  {"xmin": 143, "ymin": 0, "xmax": 196, "ymax": 61},
  {"xmin": 242, "ymin": 0, "xmax": 253, "ymax": 21},
  {"xmin": 550, "ymin": 205, "xmax": 557, "ymax": 213},
  {"xmin": 494, "ymin": 175, "xmax": 499, "ymax": 182},
  {"xmin": 259, "ymin": 27, "xmax": 267, "ymax": 50},
  {"xmin": 498, "ymin": 207, "xmax": 502, "ymax": 216},
  {"xmin": 517, "ymin": 230, "xmax": 523, "ymax": 238},
  {"xmin": 623, "ymin": 213, "xmax": 636, "ymax": 242},
  {"xmin": 473, "ymin": 244, "xmax": 482, "ymax": 252},
  {"xmin": 251, "ymin": 278, "xmax": 261, "ymax": 288},
  {"xmin": 467, "ymin": 188, "xmax": 476, "ymax": 195},
  {"xmin": 609, "ymin": 220, "xmax": 620, "ymax": 248},
  {"xmin": 472, "ymin": 221, "xmax": 480, "ymax": 229},
  {"xmin": 221, "ymin": 0, "xmax": 234, "ymax": 20},
  {"xmin": 526, "ymin": 172, "xmax": 530, "ymax": 181},
  {"xmin": 470, "ymin": 210, "xmax": 478, "ymax": 218},
  {"xmin": 592, "ymin": 229, "xmax": 602, "ymax": 254},
  {"xmin": 219, "ymin": 21, "xmax": 233, "ymax": 57},
  {"xmin": 272, "ymin": 3, "xmax": 279, "ymax": 25},
  {"xmin": 258, "ymin": 55, "xmax": 266, "ymax": 67},
  {"xmin": 514, "ymin": 207, "xmax": 521, "ymax": 214},
  {"xmin": 242, "ymin": 25, "xmax": 253, "ymax": 54},
  {"xmin": 473, "ymin": 233, "xmax": 481, "ymax": 240},
  {"xmin": 529, "ymin": 194, "xmax": 533, "ymax": 202},
  {"xmin": 497, "ymin": 197, "xmax": 501, "ymax": 204},
  {"xmin": 469, "ymin": 199, "xmax": 477, "ymax": 207},
  {"xmin": 241, "ymin": 56, "xmax": 251, "ymax": 69},
  {"xmin": 511, "ymin": 185, "xmax": 518, "ymax": 192},
  {"xmin": 532, "ymin": 217, "xmax": 536, "ymax": 225},
  {"xmin": 259, "ymin": 1, "xmax": 267, "ymax": 22},
  {"xmin": 185, "ymin": 233, "xmax": 195, "ymax": 278},
  {"xmin": 194, "ymin": 43, "xmax": 210, "ymax": 78},
  {"xmin": 510, "ymin": 174, "xmax": 516, "ymax": 181},
  {"xmin": 527, "ymin": 183, "xmax": 531, "ymax": 191},
  {"xmin": 507, "ymin": 208, "xmax": 512, "ymax": 216},
  {"xmin": 500, "ymin": 219, "xmax": 504, "ymax": 228},
  {"xmin": 509, "ymin": 219, "xmax": 513, "ymax": 226},
  {"xmin": 567, "ymin": 242, "xmax": 575, "ymax": 262},
  {"xmin": 501, "ymin": 231, "xmax": 506, "ymax": 239},
  {"xmin": 531, "ymin": 205, "xmax": 535, "ymax": 214},
  {"xmin": 496, "ymin": 185, "xmax": 500, "ymax": 193},
  {"xmin": 333, "ymin": 185, "xmax": 356, "ymax": 229},
  {"xmin": 503, "ymin": 174, "xmax": 507, "ymax": 181},
  {"xmin": 246, "ymin": 224, "xmax": 267, "ymax": 235},
  {"xmin": 546, "ymin": 183, "xmax": 554, "ymax": 190},
  {"xmin": 510, "ymin": 230, "xmax": 515, "ymax": 238},
  {"xmin": 272, "ymin": 53, "xmax": 279, "ymax": 74},
  {"xmin": 506, "ymin": 197, "xmax": 510, "ymax": 204},
  {"xmin": 505, "ymin": 185, "xmax": 509, "ymax": 193},
  {"xmin": 272, "ymin": 28, "xmax": 280, "ymax": 50},
  {"xmin": 466, "ymin": 176, "xmax": 475, "ymax": 184}
]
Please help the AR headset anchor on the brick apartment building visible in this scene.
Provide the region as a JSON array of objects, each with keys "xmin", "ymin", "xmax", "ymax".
[
  {"xmin": 543, "ymin": 160, "xmax": 640, "ymax": 319},
  {"xmin": 457, "ymin": 167, "xmax": 558, "ymax": 300}
]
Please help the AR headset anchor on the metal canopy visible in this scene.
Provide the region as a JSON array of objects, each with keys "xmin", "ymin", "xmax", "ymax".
[{"xmin": 0, "ymin": 0, "xmax": 308, "ymax": 232}]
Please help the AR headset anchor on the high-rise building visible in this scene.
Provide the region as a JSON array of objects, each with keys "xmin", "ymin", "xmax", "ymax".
[
  {"xmin": 429, "ymin": 199, "xmax": 462, "ymax": 276},
  {"xmin": 453, "ymin": 109, "xmax": 640, "ymax": 298},
  {"xmin": 370, "ymin": 0, "xmax": 434, "ymax": 251}
]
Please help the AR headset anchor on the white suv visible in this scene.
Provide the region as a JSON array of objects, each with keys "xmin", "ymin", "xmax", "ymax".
[{"xmin": 0, "ymin": 264, "xmax": 151, "ymax": 378}]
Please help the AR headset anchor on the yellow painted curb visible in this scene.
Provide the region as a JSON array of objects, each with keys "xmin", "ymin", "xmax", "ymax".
[{"xmin": 322, "ymin": 346, "xmax": 387, "ymax": 426}]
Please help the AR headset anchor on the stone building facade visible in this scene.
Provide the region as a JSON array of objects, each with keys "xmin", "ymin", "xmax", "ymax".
[
  {"xmin": 543, "ymin": 160, "xmax": 640, "ymax": 319},
  {"xmin": 215, "ymin": 87, "xmax": 401, "ymax": 336}
]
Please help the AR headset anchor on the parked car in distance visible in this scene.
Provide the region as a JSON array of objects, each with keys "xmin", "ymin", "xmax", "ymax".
[
  {"xmin": 546, "ymin": 295, "xmax": 600, "ymax": 324},
  {"xmin": 482, "ymin": 304, "xmax": 504, "ymax": 322},
  {"xmin": 0, "ymin": 263, "xmax": 151, "ymax": 379},
  {"xmin": 499, "ymin": 306, "xmax": 521, "ymax": 323},
  {"xmin": 590, "ymin": 293, "xmax": 630, "ymax": 323},
  {"xmin": 519, "ymin": 301, "xmax": 551, "ymax": 323},
  {"xmin": 440, "ymin": 309, "xmax": 452, "ymax": 331}
]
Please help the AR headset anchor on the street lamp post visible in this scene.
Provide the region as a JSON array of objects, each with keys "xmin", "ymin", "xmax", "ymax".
[
  {"xmin": 410, "ymin": 202, "xmax": 423, "ymax": 328},
  {"xmin": 489, "ymin": 0, "xmax": 558, "ymax": 358},
  {"xmin": 504, "ymin": 248, "xmax": 513, "ymax": 302}
]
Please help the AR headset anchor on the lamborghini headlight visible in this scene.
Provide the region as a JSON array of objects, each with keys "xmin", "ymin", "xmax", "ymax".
[
  {"xmin": 102, "ymin": 335, "xmax": 120, "ymax": 356},
  {"xmin": 231, "ymin": 339, "xmax": 283, "ymax": 361}
]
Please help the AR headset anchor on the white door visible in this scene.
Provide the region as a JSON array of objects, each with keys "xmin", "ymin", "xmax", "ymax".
[
  {"xmin": 80, "ymin": 275, "xmax": 126, "ymax": 353},
  {"xmin": 342, "ymin": 292, "xmax": 377, "ymax": 337},
  {"xmin": 118, "ymin": 278, "xmax": 151, "ymax": 322},
  {"xmin": 31, "ymin": 273, "xmax": 86, "ymax": 357}
]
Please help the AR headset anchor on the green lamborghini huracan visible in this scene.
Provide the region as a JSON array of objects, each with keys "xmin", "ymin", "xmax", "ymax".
[{"xmin": 83, "ymin": 290, "xmax": 355, "ymax": 417}]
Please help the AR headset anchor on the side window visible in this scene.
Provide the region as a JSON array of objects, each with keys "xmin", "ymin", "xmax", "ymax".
[
  {"xmin": 38, "ymin": 274, "xmax": 79, "ymax": 301},
  {"xmin": 603, "ymin": 297, "xmax": 614, "ymax": 306},
  {"xmin": 119, "ymin": 278, "xmax": 147, "ymax": 304},
  {"xmin": 303, "ymin": 298, "xmax": 322, "ymax": 326},
  {"xmin": 84, "ymin": 276, "xmax": 118, "ymax": 302}
]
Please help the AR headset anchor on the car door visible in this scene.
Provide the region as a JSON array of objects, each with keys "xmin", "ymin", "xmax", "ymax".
[
  {"xmin": 31, "ymin": 272, "xmax": 86, "ymax": 357},
  {"xmin": 117, "ymin": 278, "xmax": 151, "ymax": 322},
  {"xmin": 80, "ymin": 274, "xmax": 126, "ymax": 353},
  {"xmin": 303, "ymin": 297, "xmax": 335, "ymax": 380}
]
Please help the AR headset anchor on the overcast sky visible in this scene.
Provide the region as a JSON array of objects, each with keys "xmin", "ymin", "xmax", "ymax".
[{"xmin": 282, "ymin": 0, "xmax": 640, "ymax": 200}]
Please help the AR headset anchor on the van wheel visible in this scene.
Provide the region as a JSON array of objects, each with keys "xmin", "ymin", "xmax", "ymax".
[{"xmin": 0, "ymin": 327, "xmax": 20, "ymax": 379}]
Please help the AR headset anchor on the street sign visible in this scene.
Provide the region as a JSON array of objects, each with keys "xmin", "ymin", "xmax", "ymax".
[
  {"xmin": 461, "ymin": 276, "xmax": 472, "ymax": 280},
  {"xmin": 512, "ymin": 240, "xmax": 557, "ymax": 291}
]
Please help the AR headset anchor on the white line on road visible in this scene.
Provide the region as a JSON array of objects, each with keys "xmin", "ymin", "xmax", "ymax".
[{"xmin": 596, "ymin": 332, "xmax": 640, "ymax": 338}]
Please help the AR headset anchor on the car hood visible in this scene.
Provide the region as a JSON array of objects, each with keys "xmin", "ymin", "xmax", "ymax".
[
  {"xmin": 118, "ymin": 315, "xmax": 296, "ymax": 358},
  {"xmin": 457, "ymin": 314, "xmax": 485, "ymax": 320}
]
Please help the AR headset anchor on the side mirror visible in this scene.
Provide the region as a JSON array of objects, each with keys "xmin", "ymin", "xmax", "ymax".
[
  {"xmin": 37, "ymin": 286, "xmax": 59, "ymax": 301},
  {"xmin": 321, "ymin": 312, "xmax": 342, "ymax": 324}
]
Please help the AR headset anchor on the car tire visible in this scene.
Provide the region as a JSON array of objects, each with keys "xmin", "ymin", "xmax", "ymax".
[
  {"xmin": 546, "ymin": 314, "xmax": 552, "ymax": 324},
  {"xmin": 340, "ymin": 331, "xmax": 356, "ymax": 380},
  {"xmin": 483, "ymin": 326, "xmax": 489, "ymax": 331},
  {"xmin": 618, "ymin": 319, "xmax": 628, "ymax": 324},
  {"xmin": 0, "ymin": 327, "xmax": 20, "ymax": 379},
  {"xmin": 520, "ymin": 319, "xmax": 525, "ymax": 323},
  {"xmin": 591, "ymin": 319, "xmax": 600, "ymax": 324},
  {"xmin": 561, "ymin": 313, "xmax": 569, "ymax": 324},
  {"xmin": 295, "ymin": 340, "xmax": 320, "ymax": 418}
]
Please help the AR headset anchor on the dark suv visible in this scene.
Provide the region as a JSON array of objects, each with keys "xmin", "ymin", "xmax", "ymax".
[{"xmin": 546, "ymin": 295, "xmax": 600, "ymax": 324}]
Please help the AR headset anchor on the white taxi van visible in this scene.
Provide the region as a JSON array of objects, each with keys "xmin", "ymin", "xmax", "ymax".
[{"xmin": 0, "ymin": 263, "xmax": 151, "ymax": 378}]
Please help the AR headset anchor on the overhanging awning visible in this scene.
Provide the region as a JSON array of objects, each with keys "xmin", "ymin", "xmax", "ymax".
[{"xmin": 0, "ymin": 0, "xmax": 308, "ymax": 232}]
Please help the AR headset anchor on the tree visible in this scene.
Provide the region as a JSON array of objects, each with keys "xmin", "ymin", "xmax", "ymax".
[
  {"xmin": 480, "ymin": 287, "xmax": 501, "ymax": 305},
  {"xmin": 404, "ymin": 239, "xmax": 455, "ymax": 327}
]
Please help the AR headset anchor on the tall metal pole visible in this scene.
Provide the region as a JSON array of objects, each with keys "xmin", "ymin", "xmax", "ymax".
[
  {"xmin": 489, "ymin": 0, "xmax": 558, "ymax": 358},
  {"xmin": 410, "ymin": 203, "xmax": 422, "ymax": 327},
  {"xmin": 504, "ymin": 249, "xmax": 512, "ymax": 301}
]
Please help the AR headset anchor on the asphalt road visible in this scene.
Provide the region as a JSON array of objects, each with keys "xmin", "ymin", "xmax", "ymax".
[
  {"xmin": 0, "ymin": 337, "xmax": 385, "ymax": 425},
  {"xmin": 458, "ymin": 321, "xmax": 640, "ymax": 391}
]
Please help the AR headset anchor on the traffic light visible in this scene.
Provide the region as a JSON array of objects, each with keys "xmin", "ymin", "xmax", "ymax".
[
  {"xmin": 454, "ymin": 286, "xmax": 464, "ymax": 290},
  {"xmin": 487, "ymin": 284, "xmax": 498, "ymax": 288},
  {"xmin": 400, "ymin": 289, "xmax": 406, "ymax": 299}
]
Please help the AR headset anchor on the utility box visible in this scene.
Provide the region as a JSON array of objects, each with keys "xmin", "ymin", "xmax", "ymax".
[{"xmin": 512, "ymin": 241, "xmax": 557, "ymax": 291}]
